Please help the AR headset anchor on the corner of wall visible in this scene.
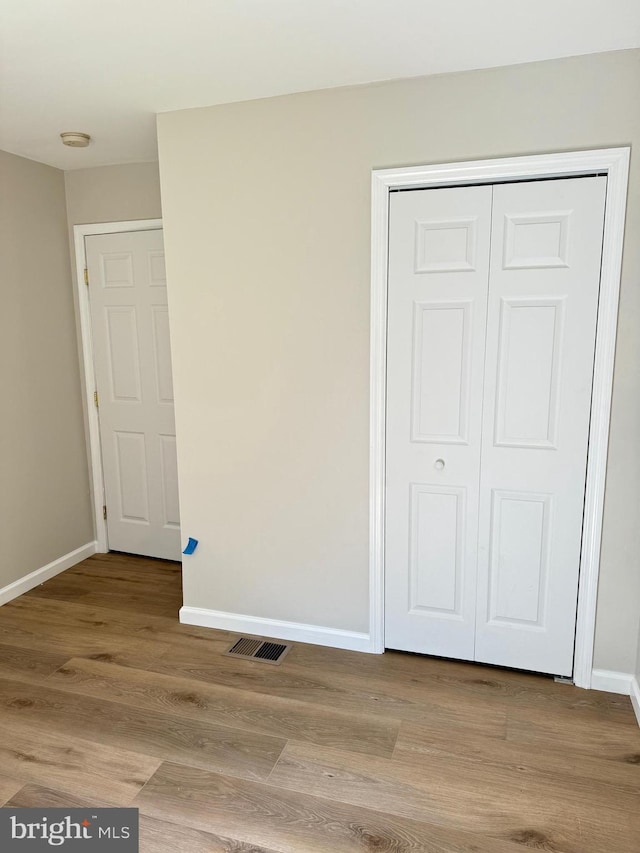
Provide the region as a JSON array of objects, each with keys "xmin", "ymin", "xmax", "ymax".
[
  {"xmin": 0, "ymin": 542, "xmax": 97, "ymax": 607},
  {"xmin": 631, "ymin": 676, "xmax": 640, "ymax": 727}
]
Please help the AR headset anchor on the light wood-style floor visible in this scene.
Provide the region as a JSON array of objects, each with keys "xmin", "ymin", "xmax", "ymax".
[{"xmin": 0, "ymin": 553, "xmax": 638, "ymax": 852}]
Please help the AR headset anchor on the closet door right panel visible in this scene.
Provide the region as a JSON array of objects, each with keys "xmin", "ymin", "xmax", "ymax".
[{"xmin": 475, "ymin": 177, "xmax": 607, "ymax": 676}]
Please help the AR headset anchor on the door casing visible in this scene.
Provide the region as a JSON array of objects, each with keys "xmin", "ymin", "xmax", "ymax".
[
  {"xmin": 73, "ymin": 218, "xmax": 164, "ymax": 554},
  {"xmin": 369, "ymin": 149, "xmax": 630, "ymax": 688}
]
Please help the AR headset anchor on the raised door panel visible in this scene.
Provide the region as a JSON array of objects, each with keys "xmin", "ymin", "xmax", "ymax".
[
  {"xmin": 148, "ymin": 251, "xmax": 167, "ymax": 286},
  {"xmin": 159, "ymin": 434, "xmax": 180, "ymax": 529},
  {"xmin": 100, "ymin": 253, "xmax": 135, "ymax": 288},
  {"xmin": 114, "ymin": 431, "xmax": 150, "ymax": 524},
  {"xmin": 151, "ymin": 306, "xmax": 175, "ymax": 404},
  {"xmin": 494, "ymin": 298, "xmax": 564, "ymax": 449},
  {"xmin": 104, "ymin": 306, "xmax": 143, "ymax": 403},
  {"xmin": 411, "ymin": 301, "xmax": 472, "ymax": 444},
  {"xmin": 409, "ymin": 484, "xmax": 466, "ymax": 618},
  {"xmin": 487, "ymin": 490, "xmax": 551, "ymax": 627},
  {"xmin": 414, "ymin": 217, "xmax": 478, "ymax": 273},
  {"xmin": 503, "ymin": 212, "xmax": 571, "ymax": 269}
]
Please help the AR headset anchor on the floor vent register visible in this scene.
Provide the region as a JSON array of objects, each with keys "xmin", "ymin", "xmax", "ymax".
[{"xmin": 224, "ymin": 636, "xmax": 292, "ymax": 665}]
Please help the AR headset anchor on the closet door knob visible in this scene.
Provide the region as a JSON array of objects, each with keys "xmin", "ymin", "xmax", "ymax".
[{"xmin": 434, "ymin": 458, "xmax": 445, "ymax": 470}]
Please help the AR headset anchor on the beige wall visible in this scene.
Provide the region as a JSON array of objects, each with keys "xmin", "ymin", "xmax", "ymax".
[
  {"xmin": 0, "ymin": 150, "xmax": 94, "ymax": 587},
  {"xmin": 64, "ymin": 162, "xmax": 162, "ymax": 228},
  {"xmin": 157, "ymin": 50, "xmax": 640, "ymax": 673}
]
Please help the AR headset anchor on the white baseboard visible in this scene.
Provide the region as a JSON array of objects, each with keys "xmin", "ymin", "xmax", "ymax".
[
  {"xmin": 180, "ymin": 606, "xmax": 373, "ymax": 653},
  {"xmin": 0, "ymin": 542, "xmax": 97, "ymax": 606},
  {"xmin": 631, "ymin": 677, "xmax": 640, "ymax": 727},
  {"xmin": 572, "ymin": 669, "xmax": 640, "ymax": 728},
  {"xmin": 590, "ymin": 668, "xmax": 634, "ymax": 695}
]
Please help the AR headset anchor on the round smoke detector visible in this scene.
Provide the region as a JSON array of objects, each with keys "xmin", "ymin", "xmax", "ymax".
[{"xmin": 60, "ymin": 131, "xmax": 91, "ymax": 148}]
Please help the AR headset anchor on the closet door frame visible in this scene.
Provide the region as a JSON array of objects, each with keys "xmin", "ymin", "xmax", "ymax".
[{"xmin": 370, "ymin": 148, "xmax": 630, "ymax": 688}]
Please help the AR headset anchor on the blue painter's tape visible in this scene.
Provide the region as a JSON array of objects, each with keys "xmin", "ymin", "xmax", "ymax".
[{"xmin": 183, "ymin": 537, "xmax": 198, "ymax": 555}]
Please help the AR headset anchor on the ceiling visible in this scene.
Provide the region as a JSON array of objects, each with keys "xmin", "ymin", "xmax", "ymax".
[{"xmin": 1, "ymin": 0, "xmax": 639, "ymax": 171}]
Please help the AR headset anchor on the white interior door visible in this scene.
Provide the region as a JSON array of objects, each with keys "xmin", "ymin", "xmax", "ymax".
[
  {"xmin": 86, "ymin": 229, "xmax": 181, "ymax": 561},
  {"xmin": 385, "ymin": 185, "xmax": 492, "ymax": 659},
  {"xmin": 474, "ymin": 176, "xmax": 606, "ymax": 676},
  {"xmin": 385, "ymin": 176, "xmax": 606, "ymax": 676}
]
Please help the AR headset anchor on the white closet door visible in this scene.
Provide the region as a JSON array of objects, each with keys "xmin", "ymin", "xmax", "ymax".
[
  {"xmin": 385, "ymin": 186, "xmax": 492, "ymax": 658},
  {"xmin": 475, "ymin": 176, "xmax": 607, "ymax": 676},
  {"xmin": 87, "ymin": 229, "xmax": 181, "ymax": 562}
]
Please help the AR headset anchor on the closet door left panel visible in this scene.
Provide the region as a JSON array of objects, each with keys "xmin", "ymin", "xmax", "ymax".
[{"xmin": 385, "ymin": 186, "xmax": 492, "ymax": 658}]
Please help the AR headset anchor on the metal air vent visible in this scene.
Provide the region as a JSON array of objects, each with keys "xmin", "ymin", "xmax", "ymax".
[{"xmin": 224, "ymin": 636, "xmax": 292, "ymax": 665}]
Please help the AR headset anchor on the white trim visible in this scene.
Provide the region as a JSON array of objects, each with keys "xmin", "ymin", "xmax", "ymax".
[
  {"xmin": 590, "ymin": 668, "xmax": 634, "ymax": 695},
  {"xmin": 0, "ymin": 542, "xmax": 97, "ymax": 606},
  {"xmin": 73, "ymin": 219, "xmax": 163, "ymax": 552},
  {"xmin": 370, "ymin": 148, "xmax": 631, "ymax": 681},
  {"xmin": 369, "ymin": 171, "xmax": 390, "ymax": 655},
  {"xmin": 180, "ymin": 606, "xmax": 373, "ymax": 653},
  {"xmin": 630, "ymin": 677, "xmax": 640, "ymax": 727},
  {"xmin": 590, "ymin": 671, "xmax": 640, "ymax": 728}
]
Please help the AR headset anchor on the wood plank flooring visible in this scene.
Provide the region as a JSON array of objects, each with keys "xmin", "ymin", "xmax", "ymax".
[{"xmin": 0, "ymin": 553, "xmax": 638, "ymax": 852}]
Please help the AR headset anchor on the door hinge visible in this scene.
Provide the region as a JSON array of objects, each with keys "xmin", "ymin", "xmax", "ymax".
[
  {"xmin": 84, "ymin": 268, "xmax": 89, "ymax": 286},
  {"xmin": 93, "ymin": 390, "xmax": 99, "ymax": 407},
  {"xmin": 103, "ymin": 505, "xmax": 107, "ymax": 520}
]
